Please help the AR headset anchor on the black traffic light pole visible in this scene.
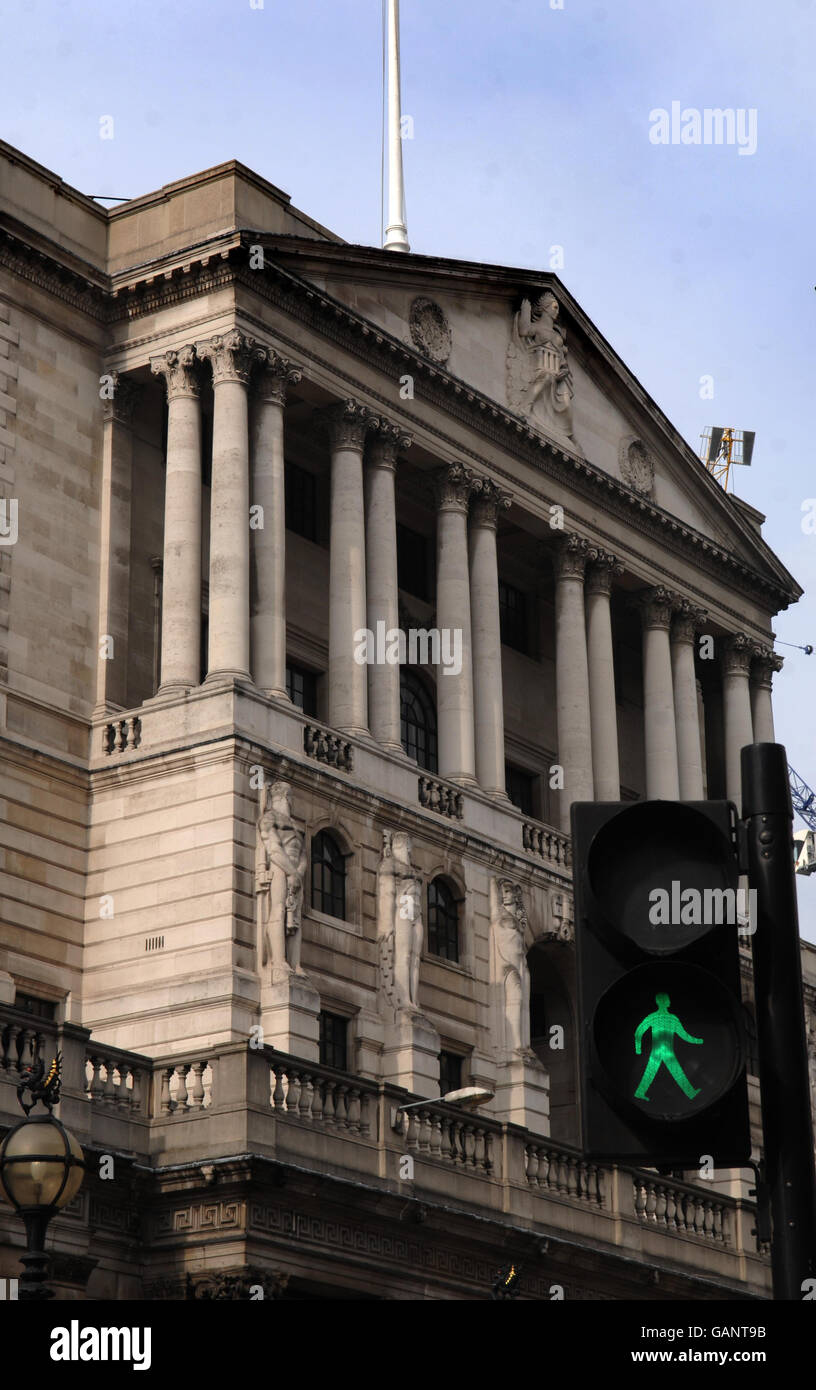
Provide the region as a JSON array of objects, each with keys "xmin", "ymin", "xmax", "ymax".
[{"xmin": 742, "ymin": 742, "xmax": 816, "ymax": 1300}]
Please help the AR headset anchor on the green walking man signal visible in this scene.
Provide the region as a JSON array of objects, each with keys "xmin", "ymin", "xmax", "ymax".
[{"xmin": 634, "ymin": 992, "xmax": 704, "ymax": 1101}]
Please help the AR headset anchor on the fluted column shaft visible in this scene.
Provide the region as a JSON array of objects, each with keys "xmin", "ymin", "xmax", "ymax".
[
  {"xmin": 196, "ymin": 332, "xmax": 259, "ymax": 683},
  {"xmin": 553, "ymin": 535, "xmax": 594, "ymax": 829},
  {"xmin": 722, "ymin": 633, "xmax": 754, "ymax": 804},
  {"xmin": 250, "ymin": 354, "xmax": 301, "ymax": 694},
  {"xmin": 672, "ymin": 602, "xmax": 707, "ymax": 799},
  {"xmin": 436, "ymin": 464, "xmax": 476, "ymax": 783},
  {"xmin": 469, "ymin": 480, "xmax": 511, "ymax": 796},
  {"xmin": 365, "ymin": 423, "xmax": 411, "ymax": 749},
  {"xmin": 321, "ymin": 401, "xmax": 376, "ymax": 734},
  {"xmin": 95, "ymin": 373, "xmax": 140, "ymax": 711},
  {"xmin": 585, "ymin": 552, "xmax": 621, "ymax": 801},
  {"xmin": 750, "ymin": 648, "xmax": 782, "ymax": 744},
  {"xmin": 150, "ymin": 347, "xmax": 202, "ymax": 692},
  {"xmin": 640, "ymin": 587, "xmax": 680, "ymax": 799}
]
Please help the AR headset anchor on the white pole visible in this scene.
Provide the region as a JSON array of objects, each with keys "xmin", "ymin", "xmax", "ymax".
[{"xmin": 383, "ymin": 0, "xmax": 410, "ymax": 252}]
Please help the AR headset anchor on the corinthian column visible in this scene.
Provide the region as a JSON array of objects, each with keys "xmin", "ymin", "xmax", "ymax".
[
  {"xmin": 469, "ymin": 479, "xmax": 511, "ymax": 797},
  {"xmin": 552, "ymin": 533, "xmax": 594, "ymax": 829},
  {"xmin": 250, "ymin": 351, "xmax": 302, "ymax": 694},
  {"xmin": 366, "ymin": 421, "xmax": 412, "ymax": 750},
  {"xmin": 671, "ymin": 600, "xmax": 707, "ymax": 799},
  {"xmin": 318, "ymin": 400, "xmax": 378, "ymax": 735},
  {"xmin": 751, "ymin": 646, "xmax": 782, "ymax": 744},
  {"xmin": 149, "ymin": 346, "xmax": 202, "ymax": 693},
  {"xmin": 95, "ymin": 373, "xmax": 140, "ymax": 712},
  {"xmin": 196, "ymin": 331, "xmax": 260, "ymax": 683},
  {"xmin": 585, "ymin": 550, "xmax": 622, "ymax": 801},
  {"xmin": 639, "ymin": 587, "xmax": 680, "ymax": 800},
  {"xmin": 435, "ymin": 463, "xmax": 477, "ymax": 784},
  {"xmin": 722, "ymin": 633, "xmax": 754, "ymax": 804}
]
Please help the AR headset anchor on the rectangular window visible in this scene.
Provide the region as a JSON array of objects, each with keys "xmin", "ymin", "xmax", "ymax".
[
  {"xmin": 499, "ymin": 580, "xmax": 528, "ymax": 653},
  {"xmin": 286, "ymin": 663, "xmax": 318, "ymax": 716},
  {"xmin": 285, "ymin": 462, "xmax": 318, "ymax": 542},
  {"xmin": 439, "ymin": 1051, "xmax": 463, "ymax": 1097},
  {"xmin": 397, "ymin": 524, "xmax": 429, "ymax": 600},
  {"xmin": 319, "ymin": 1011, "xmax": 348, "ymax": 1071},
  {"xmin": 14, "ymin": 993, "xmax": 57, "ymax": 1021},
  {"xmin": 505, "ymin": 763, "xmax": 536, "ymax": 817}
]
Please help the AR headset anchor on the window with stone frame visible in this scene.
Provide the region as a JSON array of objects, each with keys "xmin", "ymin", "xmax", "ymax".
[
  {"xmin": 310, "ymin": 830, "xmax": 346, "ymax": 920},
  {"xmin": 427, "ymin": 877, "xmax": 460, "ymax": 963},
  {"xmin": 285, "ymin": 461, "xmax": 318, "ymax": 542},
  {"xmin": 400, "ymin": 670, "xmax": 438, "ymax": 772},
  {"xmin": 319, "ymin": 1011, "xmax": 349, "ymax": 1071}
]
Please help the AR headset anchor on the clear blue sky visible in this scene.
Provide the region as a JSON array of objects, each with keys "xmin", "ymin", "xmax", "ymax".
[{"xmin": 4, "ymin": 0, "xmax": 815, "ymax": 934}]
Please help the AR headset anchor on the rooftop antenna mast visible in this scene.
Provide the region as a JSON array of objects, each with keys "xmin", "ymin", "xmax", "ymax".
[{"xmin": 383, "ymin": 0, "xmax": 410, "ymax": 252}]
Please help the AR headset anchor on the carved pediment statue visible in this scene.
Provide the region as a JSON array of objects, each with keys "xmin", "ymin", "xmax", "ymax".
[
  {"xmin": 256, "ymin": 780, "xmax": 307, "ymax": 977},
  {"xmin": 377, "ymin": 830, "xmax": 424, "ymax": 1014},
  {"xmin": 506, "ymin": 290, "xmax": 575, "ymax": 441},
  {"xmin": 619, "ymin": 435, "xmax": 655, "ymax": 497},
  {"xmin": 490, "ymin": 877, "xmax": 534, "ymax": 1057}
]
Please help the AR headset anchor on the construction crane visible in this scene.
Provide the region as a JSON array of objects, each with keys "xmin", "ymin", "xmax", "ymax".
[
  {"xmin": 698, "ymin": 426, "xmax": 755, "ymax": 493},
  {"xmin": 789, "ymin": 764, "xmax": 816, "ymax": 876}
]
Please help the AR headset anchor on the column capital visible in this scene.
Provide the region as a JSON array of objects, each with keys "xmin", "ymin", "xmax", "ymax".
[
  {"xmin": 636, "ymin": 585, "xmax": 676, "ymax": 631},
  {"xmin": 551, "ymin": 532, "xmax": 591, "ymax": 581},
  {"xmin": 103, "ymin": 371, "xmax": 141, "ymax": 425},
  {"xmin": 368, "ymin": 419, "xmax": 413, "ymax": 470},
  {"xmin": 254, "ymin": 349, "xmax": 302, "ymax": 406},
  {"xmin": 315, "ymin": 399, "xmax": 380, "ymax": 451},
  {"xmin": 150, "ymin": 345, "xmax": 200, "ymax": 400},
  {"xmin": 435, "ymin": 461, "xmax": 477, "ymax": 513},
  {"xmin": 671, "ymin": 598, "xmax": 709, "ymax": 644},
  {"xmin": 722, "ymin": 631, "xmax": 754, "ymax": 676},
  {"xmin": 470, "ymin": 477, "xmax": 512, "ymax": 529},
  {"xmin": 195, "ymin": 330, "xmax": 263, "ymax": 386},
  {"xmin": 751, "ymin": 644, "xmax": 784, "ymax": 688},
  {"xmin": 585, "ymin": 548, "xmax": 623, "ymax": 595}
]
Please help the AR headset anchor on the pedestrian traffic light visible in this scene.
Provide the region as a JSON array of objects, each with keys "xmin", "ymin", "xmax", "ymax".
[{"xmin": 571, "ymin": 799, "xmax": 751, "ymax": 1166}]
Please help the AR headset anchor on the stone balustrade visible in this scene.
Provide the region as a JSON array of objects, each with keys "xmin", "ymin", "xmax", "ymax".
[
  {"xmin": 0, "ymin": 1011, "xmax": 767, "ymax": 1293},
  {"xmin": 522, "ymin": 820, "xmax": 571, "ymax": 868},
  {"xmin": 268, "ymin": 1057, "xmax": 376, "ymax": 1137},
  {"xmin": 418, "ymin": 774, "xmax": 464, "ymax": 819},
  {"xmin": 303, "ymin": 723, "xmax": 354, "ymax": 772},
  {"xmin": 632, "ymin": 1174, "xmax": 729, "ymax": 1243},
  {"xmin": 158, "ymin": 1059, "xmax": 213, "ymax": 1113},
  {"xmin": 85, "ymin": 1044, "xmax": 147, "ymax": 1114},
  {"xmin": 102, "ymin": 715, "xmax": 142, "ymax": 755},
  {"xmin": 394, "ymin": 1101, "xmax": 498, "ymax": 1175},
  {"xmin": 524, "ymin": 1142, "xmax": 604, "ymax": 1205}
]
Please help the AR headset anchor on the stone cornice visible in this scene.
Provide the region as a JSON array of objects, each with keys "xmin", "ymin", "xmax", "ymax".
[{"xmin": 0, "ymin": 221, "xmax": 799, "ymax": 612}]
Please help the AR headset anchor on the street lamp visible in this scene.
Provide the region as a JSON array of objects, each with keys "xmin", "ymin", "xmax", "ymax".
[{"xmin": 0, "ymin": 1051, "xmax": 85, "ymax": 1300}]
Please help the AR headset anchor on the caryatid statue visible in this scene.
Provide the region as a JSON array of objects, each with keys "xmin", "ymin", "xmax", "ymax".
[
  {"xmin": 506, "ymin": 289, "xmax": 574, "ymax": 439},
  {"xmin": 491, "ymin": 878, "xmax": 532, "ymax": 1055},
  {"xmin": 377, "ymin": 830, "xmax": 424, "ymax": 1013},
  {"xmin": 256, "ymin": 780, "xmax": 307, "ymax": 975}
]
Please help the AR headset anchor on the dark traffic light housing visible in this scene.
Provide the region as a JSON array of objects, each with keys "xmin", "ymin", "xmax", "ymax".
[{"xmin": 571, "ymin": 799, "xmax": 751, "ymax": 1166}]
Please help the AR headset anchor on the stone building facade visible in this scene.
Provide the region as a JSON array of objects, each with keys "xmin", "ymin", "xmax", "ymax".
[{"xmin": 0, "ymin": 139, "xmax": 813, "ymax": 1300}]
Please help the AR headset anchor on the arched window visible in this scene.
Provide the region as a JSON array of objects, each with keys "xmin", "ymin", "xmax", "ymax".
[
  {"xmin": 400, "ymin": 670, "xmax": 437, "ymax": 772},
  {"xmin": 427, "ymin": 877, "xmax": 459, "ymax": 962},
  {"xmin": 311, "ymin": 831, "xmax": 346, "ymax": 919}
]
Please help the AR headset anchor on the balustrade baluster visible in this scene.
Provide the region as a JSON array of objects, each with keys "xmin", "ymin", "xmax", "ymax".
[
  {"xmin": 463, "ymin": 1124, "xmax": 476, "ymax": 1167},
  {"xmin": 703, "ymin": 1200, "xmax": 714, "ymax": 1239},
  {"xmin": 566, "ymin": 1157, "xmax": 578, "ymax": 1198},
  {"xmin": 418, "ymin": 1110, "xmax": 432, "ymax": 1152},
  {"xmin": 429, "ymin": 1113, "xmax": 442, "ymax": 1157},
  {"xmin": 175, "ymin": 1064, "xmax": 190, "ymax": 1110},
  {"xmin": 101, "ymin": 1060, "xmax": 116, "ymax": 1105},
  {"xmin": 323, "ymin": 1081, "xmax": 337, "ymax": 1125},
  {"xmin": 311, "ymin": 1078, "xmax": 324, "ymax": 1123},
  {"xmin": 160, "ymin": 1067, "xmax": 173, "ymax": 1112},
  {"xmin": 405, "ymin": 1110, "xmax": 420, "ymax": 1150},
  {"xmin": 359, "ymin": 1092, "xmax": 372, "ymax": 1137},
  {"xmin": 286, "ymin": 1072, "xmax": 301, "ymax": 1115},
  {"xmin": 633, "ymin": 1180, "xmax": 647, "ymax": 1221},
  {"xmin": 335, "ymin": 1084, "xmax": 349, "ymax": 1128},
  {"xmin": 346, "ymin": 1087, "xmax": 361, "ymax": 1134},
  {"xmin": 299, "ymin": 1074, "xmax": 314, "ymax": 1119},
  {"xmin": 271, "ymin": 1066, "xmax": 285, "ymax": 1110},
  {"xmin": 483, "ymin": 1130, "xmax": 495, "ymax": 1174},
  {"xmin": 189, "ymin": 1061, "xmax": 206, "ymax": 1110}
]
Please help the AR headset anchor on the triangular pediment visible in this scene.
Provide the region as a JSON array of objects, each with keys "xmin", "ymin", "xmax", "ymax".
[{"xmin": 258, "ymin": 236, "xmax": 799, "ymax": 603}]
